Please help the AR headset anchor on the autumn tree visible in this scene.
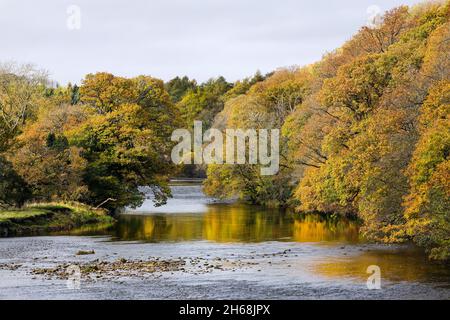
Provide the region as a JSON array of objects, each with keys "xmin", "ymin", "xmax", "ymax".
[
  {"xmin": 404, "ymin": 80, "xmax": 449, "ymax": 260},
  {"xmin": 0, "ymin": 63, "xmax": 48, "ymax": 152},
  {"xmin": 72, "ymin": 73, "xmax": 179, "ymax": 209},
  {"xmin": 204, "ymin": 68, "xmax": 312, "ymax": 206},
  {"xmin": 0, "ymin": 63, "xmax": 48, "ymax": 207},
  {"xmin": 11, "ymin": 104, "xmax": 88, "ymax": 202}
]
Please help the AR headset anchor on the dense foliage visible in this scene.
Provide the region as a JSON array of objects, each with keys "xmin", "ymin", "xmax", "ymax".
[
  {"xmin": 0, "ymin": 70, "xmax": 181, "ymax": 210},
  {"xmin": 203, "ymin": 2, "xmax": 450, "ymax": 260}
]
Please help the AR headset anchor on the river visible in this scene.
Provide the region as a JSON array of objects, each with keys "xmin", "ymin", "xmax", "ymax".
[{"xmin": 0, "ymin": 183, "xmax": 449, "ymax": 299}]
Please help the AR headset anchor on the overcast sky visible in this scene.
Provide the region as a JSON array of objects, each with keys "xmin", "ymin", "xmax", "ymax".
[{"xmin": 0, "ymin": 0, "xmax": 427, "ymax": 85}]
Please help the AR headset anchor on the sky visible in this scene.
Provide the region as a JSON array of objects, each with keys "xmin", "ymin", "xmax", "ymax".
[{"xmin": 0, "ymin": 0, "xmax": 428, "ymax": 85}]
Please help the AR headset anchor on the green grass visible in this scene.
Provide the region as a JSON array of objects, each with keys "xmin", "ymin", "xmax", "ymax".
[
  {"xmin": 0, "ymin": 202, "xmax": 115, "ymax": 237},
  {"xmin": 0, "ymin": 209, "xmax": 50, "ymax": 222}
]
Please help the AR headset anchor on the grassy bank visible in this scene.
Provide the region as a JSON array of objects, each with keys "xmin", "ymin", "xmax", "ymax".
[{"xmin": 0, "ymin": 202, "xmax": 115, "ymax": 237}]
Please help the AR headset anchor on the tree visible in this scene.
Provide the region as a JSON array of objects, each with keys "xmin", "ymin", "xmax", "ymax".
[
  {"xmin": 0, "ymin": 63, "xmax": 48, "ymax": 152},
  {"xmin": 70, "ymin": 73, "xmax": 180, "ymax": 209},
  {"xmin": 176, "ymin": 76, "xmax": 232, "ymax": 128},
  {"xmin": 11, "ymin": 104, "xmax": 88, "ymax": 202},
  {"xmin": 165, "ymin": 76, "xmax": 197, "ymax": 103},
  {"xmin": 69, "ymin": 103, "xmax": 173, "ymax": 209},
  {"xmin": 347, "ymin": 6, "xmax": 409, "ymax": 55},
  {"xmin": 0, "ymin": 156, "xmax": 31, "ymax": 208},
  {"xmin": 204, "ymin": 68, "xmax": 311, "ymax": 206},
  {"xmin": 404, "ymin": 81, "xmax": 450, "ymax": 260},
  {"xmin": 79, "ymin": 72, "xmax": 137, "ymax": 114}
]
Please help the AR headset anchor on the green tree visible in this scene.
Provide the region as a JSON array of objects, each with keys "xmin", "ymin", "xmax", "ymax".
[
  {"xmin": 69, "ymin": 103, "xmax": 173, "ymax": 209},
  {"xmin": 71, "ymin": 73, "xmax": 179, "ymax": 209},
  {"xmin": 176, "ymin": 76, "xmax": 232, "ymax": 128},
  {"xmin": 0, "ymin": 156, "xmax": 31, "ymax": 208},
  {"xmin": 165, "ymin": 76, "xmax": 197, "ymax": 103}
]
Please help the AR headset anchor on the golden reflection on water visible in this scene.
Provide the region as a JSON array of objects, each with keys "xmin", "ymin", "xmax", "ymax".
[
  {"xmin": 314, "ymin": 247, "xmax": 450, "ymax": 283},
  {"xmin": 292, "ymin": 215, "xmax": 360, "ymax": 243},
  {"xmin": 114, "ymin": 204, "xmax": 360, "ymax": 243}
]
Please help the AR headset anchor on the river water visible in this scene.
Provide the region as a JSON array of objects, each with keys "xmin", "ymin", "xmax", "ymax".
[{"xmin": 0, "ymin": 183, "xmax": 449, "ymax": 299}]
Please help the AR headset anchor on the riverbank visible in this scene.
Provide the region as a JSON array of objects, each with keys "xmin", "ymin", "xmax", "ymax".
[{"xmin": 0, "ymin": 203, "xmax": 115, "ymax": 237}]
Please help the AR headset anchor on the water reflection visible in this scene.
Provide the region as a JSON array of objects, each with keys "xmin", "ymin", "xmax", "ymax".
[
  {"xmin": 315, "ymin": 246, "xmax": 450, "ymax": 284},
  {"xmin": 292, "ymin": 214, "xmax": 360, "ymax": 243},
  {"xmin": 113, "ymin": 205, "xmax": 360, "ymax": 243}
]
